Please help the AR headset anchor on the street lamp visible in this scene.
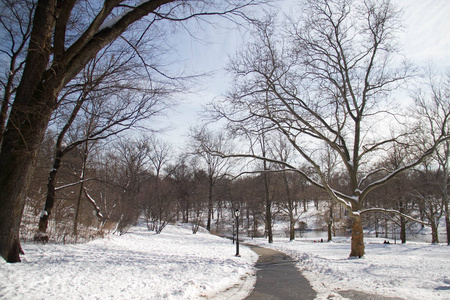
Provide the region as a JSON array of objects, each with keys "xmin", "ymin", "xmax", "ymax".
[{"xmin": 234, "ymin": 209, "xmax": 240, "ymax": 257}]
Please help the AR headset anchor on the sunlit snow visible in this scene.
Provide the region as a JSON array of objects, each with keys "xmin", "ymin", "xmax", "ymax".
[
  {"xmin": 0, "ymin": 222, "xmax": 257, "ymax": 299},
  {"xmin": 1, "ymin": 221, "xmax": 449, "ymax": 299}
]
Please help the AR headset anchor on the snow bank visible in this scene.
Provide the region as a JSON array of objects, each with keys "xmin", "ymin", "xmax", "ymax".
[
  {"xmin": 0, "ymin": 223, "xmax": 258, "ymax": 299},
  {"xmin": 246, "ymin": 236, "xmax": 450, "ymax": 300}
]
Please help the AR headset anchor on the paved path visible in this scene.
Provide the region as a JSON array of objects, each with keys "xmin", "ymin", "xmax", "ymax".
[
  {"xmin": 244, "ymin": 244, "xmax": 405, "ymax": 300},
  {"xmin": 245, "ymin": 245, "xmax": 316, "ymax": 300}
]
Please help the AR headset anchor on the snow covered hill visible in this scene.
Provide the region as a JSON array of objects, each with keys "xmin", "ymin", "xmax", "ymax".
[
  {"xmin": 0, "ymin": 223, "xmax": 258, "ymax": 299},
  {"xmin": 1, "ymin": 220, "xmax": 449, "ymax": 299}
]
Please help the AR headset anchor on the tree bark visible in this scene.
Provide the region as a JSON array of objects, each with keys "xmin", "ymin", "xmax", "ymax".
[
  {"xmin": 400, "ymin": 216, "xmax": 406, "ymax": 244},
  {"xmin": 263, "ymin": 169, "xmax": 273, "ymax": 243},
  {"xmin": 0, "ymin": 0, "xmax": 57, "ymax": 262},
  {"xmin": 350, "ymin": 215, "xmax": 365, "ymax": 258},
  {"xmin": 289, "ymin": 211, "xmax": 295, "ymax": 241},
  {"xmin": 206, "ymin": 182, "xmax": 213, "ymax": 232},
  {"xmin": 327, "ymin": 205, "xmax": 333, "ymax": 242},
  {"xmin": 431, "ymin": 220, "xmax": 439, "ymax": 244},
  {"xmin": 445, "ymin": 205, "xmax": 450, "ymax": 246},
  {"xmin": 443, "ymin": 142, "xmax": 449, "ymax": 245},
  {"xmin": 399, "ymin": 201, "xmax": 406, "ymax": 244},
  {"xmin": 38, "ymin": 152, "xmax": 61, "ymax": 234}
]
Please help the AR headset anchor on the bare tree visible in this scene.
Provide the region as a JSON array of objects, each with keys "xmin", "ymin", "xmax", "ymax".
[
  {"xmin": 190, "ymin": 168, "xmax": 209, "ymax": 234},
  {"xmin": 0, "ymin": 0, "xmax": 266, "ymax": 262},
  {"xmin": 168, "ymin": 156, "xmax": 195, "ymax": 223},
  {"xmin": 38, "ymin": 47, "xmax": 167, "ymax": 239},
  {"xmin": 0, "ymin": 0, "xmax": 35, "ymax": 144},
  {"xmin": 410, "ymin": 160, "xmax": 442, "ymax": 244},
  {"xmin": 142, "ymin": 136, "xmax": 176, "ymax": 234},
  {"xmin": 412, "ymin": 68, "xmax": 450, "ymax": 244},
  {"xmin": 212, "ymin": 0, "xmax": 445, "ymax": 257},
  {"xmin": 114, "ymin": 137, "xmax": 152, "ymax": 234},
  {"xmin": 190, "ymin": 127, "xmax": 232, "ymax": 232}
]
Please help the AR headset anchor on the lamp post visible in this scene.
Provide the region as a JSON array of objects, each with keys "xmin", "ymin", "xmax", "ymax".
[
  {"xmin": 232, "ymin": 224, "xmax": 235, "ymax": 244},
  {"xmin": 235, "ymin": 209, "xmax": 240, "ymax": 257}
]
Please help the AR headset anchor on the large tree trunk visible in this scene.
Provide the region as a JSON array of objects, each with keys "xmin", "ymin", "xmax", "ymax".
[
  {"xmin": 431, "ymin": 220, "xmax": 439, "ymax": 244},
  {"xmin": 0, "ymin": 90, "xmax": 57, "ymax": 262},
  {"xmin": 0, "ymin": 0, "xmax": 57, "ymax": 263},
  {"xmin": 350, "ymin": 215, "xmax": 365, "ymax": 258}
]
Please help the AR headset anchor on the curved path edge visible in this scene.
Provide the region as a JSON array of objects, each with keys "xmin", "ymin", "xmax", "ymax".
[
  {"xmin": 243, "ymin": 243, "xmax": 406, "ymax": 300},
  {"xmin": 245, "ymin": 244, "xmax": 317, "ymax": 300}
]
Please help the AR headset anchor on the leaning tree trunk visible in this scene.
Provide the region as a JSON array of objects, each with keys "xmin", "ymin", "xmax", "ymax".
[
  {"xmin": 38, "ymin": 150, "xmax": 63, "ymax": 234},
  {"xmin": 38, "ymin": 91, "xmax": 87, "ymax": 236},
  {"xmin": 350, "ymin": 215, "xmax": 365, "ymax": 258}
]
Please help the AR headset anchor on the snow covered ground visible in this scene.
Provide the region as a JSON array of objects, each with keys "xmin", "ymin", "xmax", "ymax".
[
  {"xmin": 246, "ymin": 236, "xmax": 450, "ymax": 300},
  {"xmin": 1, "ymin": 222, "xmax": 449, "ymax": 300},
  {"xmin": 0, "ymin": 223, "xmax": 258, "ymax": 300}
]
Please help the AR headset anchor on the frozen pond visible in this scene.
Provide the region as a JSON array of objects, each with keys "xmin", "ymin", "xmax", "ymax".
[{"xmin": 292, "ymin": 229, "xmax": 448, "ymax": 244}]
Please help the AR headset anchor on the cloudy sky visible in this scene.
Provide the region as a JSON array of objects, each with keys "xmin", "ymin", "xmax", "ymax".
[{"xmin": 158, "ymin": 0, "xmax": 450, "ymax": 148}]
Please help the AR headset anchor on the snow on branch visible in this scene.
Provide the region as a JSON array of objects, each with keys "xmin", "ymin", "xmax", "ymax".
[
  {"xmin": 207, "ymin": 148, "xmax": 355, "ymax": 210},
  {"xmin": 360, "ymin": 135, "xmax": 449, "ymax": 199},
  {"xmin": 55, "ymin": 178, "xmax": 92, "ymax": 191},
  {"xmin": 83, "ymin": 187, "xmax": 103, "ymax": 219},
  {"xmin": 360, "ymin": 208, "xmax": 429, "ymax": 226}
]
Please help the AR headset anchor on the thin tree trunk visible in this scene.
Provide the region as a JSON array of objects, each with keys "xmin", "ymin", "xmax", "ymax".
[
  {"xmin": 38, "ymin": 90, "xmax": 87, "ymax": 235},
  {"xmin": 443, "ymin": 142, "xmax": 450, "ymax": 245},
  {"xmin": 327, "ymin": 204, "xmax": 333, "ymax": 242},
  {"xmin": 384, "ymin": 216, "xmax": 389, "ymax": 239},
  {"xmin": 206, "ymin": 182, "xmax": 213, "ymax": 232},
  {"xmin": 263, "ymin": 164, "xmax": 272, "ymax": 243},
  {"xmin": 399, "ymin": 201, "xmax": 406, "ymax": 244},
  {"xmin": 73, "ymin": 180, "xmax": 85, "ymax": 242},
  {"xmin": 38, "ymin": 152, "xmax": 62, "ymax": 233},
  {"xmin": 445, "ymin": 206, "xmax": 450, "ymax": 246},
  {"xmin": 73, "ymin": 139, "xmax": 89, "ymax": 242}
]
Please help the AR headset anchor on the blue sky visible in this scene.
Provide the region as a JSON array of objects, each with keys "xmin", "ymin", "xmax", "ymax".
[{"xmin": 157, "ymin": 0, "xmax": 450, "ymax": 149}]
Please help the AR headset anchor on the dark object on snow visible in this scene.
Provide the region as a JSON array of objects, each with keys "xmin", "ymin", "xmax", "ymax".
[{"xmin": 34, "ymin": 232, "xmax": 49, "ymax": 244}]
